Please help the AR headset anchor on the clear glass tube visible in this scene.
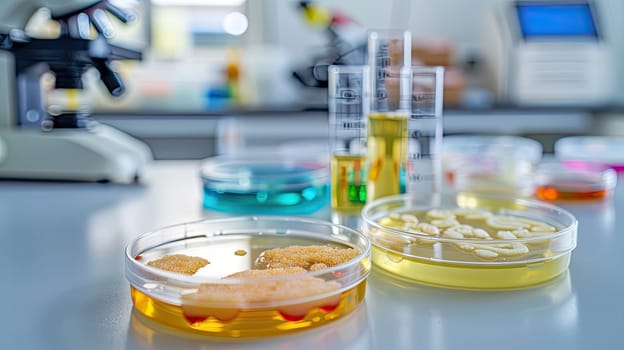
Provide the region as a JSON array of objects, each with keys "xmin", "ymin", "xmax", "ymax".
[
  {"xmin": 328, "ymin": 65, "xmax": 370, "ymax": 214},
  {"xmin": 366, "ymin": 30, "xmax": 411, "ymax": 201},
  {"xmin": 403, "ymin": 66, "xmax": 444, "ymax": 199},
  {"xmin": 368, "ymin": 30, "xmax": 411, "ymax": 112}
]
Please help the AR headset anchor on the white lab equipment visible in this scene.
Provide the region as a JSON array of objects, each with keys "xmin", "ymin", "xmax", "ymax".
[
  {"xmin": 482, "ymin": 0, "xmax": 614, "ymax": 106},
  {"xmin": 0, "ymin": 0, "xmax": 151, "ymax": 183}
]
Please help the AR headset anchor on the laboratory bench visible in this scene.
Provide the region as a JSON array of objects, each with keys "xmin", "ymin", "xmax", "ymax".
[{"xmin": 2, "ymin": 160, "xmax": 623, "ymax": 350}]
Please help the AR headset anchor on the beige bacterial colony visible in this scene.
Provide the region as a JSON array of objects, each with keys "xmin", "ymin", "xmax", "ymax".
[
  {"xmin": 372, "ymin": 208, "xmax": 557, "ymax": 260},
  {"xmin": 134, "ymin": 244, "xmax": 364, "ymax": 336},
  {"xmin": 365, "ymin": 205, "xmax": 574, "ymax": 290}
]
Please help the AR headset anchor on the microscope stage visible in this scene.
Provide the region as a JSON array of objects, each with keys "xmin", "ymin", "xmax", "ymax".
[{"xmin": 0, "ymin": 123, "xmax": 152, "ymax": 183}]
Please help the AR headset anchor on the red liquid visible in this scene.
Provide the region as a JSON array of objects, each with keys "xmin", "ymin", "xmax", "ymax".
[
  {"xmin": 319, "ymin": 303, "xmax": 339, "ymax": 313},
  {"xmin": 278, "ymin": 311, "xmax": 307, "ymax": 322},
  {"xmin": 183, "ymin": 315, "xmax": 207, "ymax": 324}
]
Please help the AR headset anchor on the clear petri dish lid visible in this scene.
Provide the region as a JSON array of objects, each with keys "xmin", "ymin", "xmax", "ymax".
[
  {"xmin": 453, "ymin": 167, "xmax": 535, "ymax": 197},
  {"xmin": 443, "ymin": 135, "xmax": 543, "ymax": 165},
  {"xmin": 126, "ymin": 216, "xmax": 371, "ymax": 304},
  {"xmin": 534, "ymin": 161, "xmax": 617, "ymax": 202},
  {"xmin": 361, "ymin": 193, "xmax": 577, "ymax": 265},
  {"xmin": 200, "ymin": 153, "xmax": 329, "ymax": 192},
  {"xmin": 555, "ymin": 136, "xmax": 624, "ymax": 172},
  {"xmin": 442, "ymin": 135, "xmax": 542, "ymax": 197}
]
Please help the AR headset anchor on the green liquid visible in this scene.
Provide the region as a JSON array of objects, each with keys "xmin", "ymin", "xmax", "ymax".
[{"xmin": 331, "ymin": 154, "xmax": 367, "ymax": 213}]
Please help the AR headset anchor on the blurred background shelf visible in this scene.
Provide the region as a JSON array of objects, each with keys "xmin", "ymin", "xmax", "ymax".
[{"xmin": 93, "ymin": 104, "xmax": 624, "ymax": 159}]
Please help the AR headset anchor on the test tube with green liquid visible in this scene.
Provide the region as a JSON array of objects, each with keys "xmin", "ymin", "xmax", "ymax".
[{"xmin": 328, "ymin": 65, "xmax": 370, "ymax": 214}]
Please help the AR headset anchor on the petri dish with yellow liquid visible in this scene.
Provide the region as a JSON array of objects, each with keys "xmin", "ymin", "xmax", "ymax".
[
  {"xmin": 125, "ymin": 216, "xmax": 371, "ymax": 338},
  {"xmin": 361, "ymin": 193, "xmax": 577, "ymax": 290}
]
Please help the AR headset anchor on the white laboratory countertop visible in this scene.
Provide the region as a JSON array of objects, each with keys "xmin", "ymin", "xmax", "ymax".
[{"xmin": 2, "ymin": 160, "xmax": 623, "ymax": 350}]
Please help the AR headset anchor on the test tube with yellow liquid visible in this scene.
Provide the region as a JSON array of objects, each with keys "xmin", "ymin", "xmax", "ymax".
[
  {"xmin": 367, "ymin": 111, "xmax": 407, "ymax": 200},
  {"xmin": 328, "ymin": 65, "xmax": 370, "ymax": 214},
  {"xmin": 366, "ymin": 30, "xmax": 411, "ymax": 201}
]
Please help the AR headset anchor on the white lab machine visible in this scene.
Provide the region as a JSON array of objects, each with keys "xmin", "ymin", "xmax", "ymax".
[{"xmin": 483, "ymin": 1, "xmax": 614, "ymax": 106}]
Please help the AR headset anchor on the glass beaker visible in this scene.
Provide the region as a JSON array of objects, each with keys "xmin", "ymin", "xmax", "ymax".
[
  {"xmin": 328, "ymin": 65, "xmax": 370, "ymax": 214},
  {"xmin": 366, "ymin": 30, "xmax": 411, "ymax": 201}
]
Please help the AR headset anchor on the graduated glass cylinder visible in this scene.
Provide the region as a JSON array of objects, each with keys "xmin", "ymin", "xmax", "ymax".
[
  {"xmin": 366, "ymin": 30, "xmax": 412, "ymax": 201},
  {"xmin": 328, "ymin": 65, "xmax": 371, "ymax": 214},
  {"xmin": 368, "ymin": 30, "xmax": 412, "ymax": 112},
  {"xmin": 402, "ymin": 66, "xmax": 444, "ymax": 200}
]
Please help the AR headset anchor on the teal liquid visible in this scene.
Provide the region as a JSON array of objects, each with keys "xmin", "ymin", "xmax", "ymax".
[{"xmin": 202, "ymin": 165, "xmax": 329, "ymax": 215}]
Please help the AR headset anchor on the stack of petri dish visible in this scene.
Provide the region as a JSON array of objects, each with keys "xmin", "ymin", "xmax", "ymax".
[{"xmin": 442, "ymin": 135, "xmax": 543, "ymax": 197}]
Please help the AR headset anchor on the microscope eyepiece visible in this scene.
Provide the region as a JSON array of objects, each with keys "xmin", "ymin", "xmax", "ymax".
[{"xmin": 104, "ymin": 2, "xmax": 137, "ymax": 23}]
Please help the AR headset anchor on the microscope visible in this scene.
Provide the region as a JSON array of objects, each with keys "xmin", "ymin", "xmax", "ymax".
[
  {"xmin": 0, "ymin": 0, "xmax": 152, "ymax": 183},
  {"xmin": 292, "ymin": 1, "xmax": 367, "ymax": 88}
]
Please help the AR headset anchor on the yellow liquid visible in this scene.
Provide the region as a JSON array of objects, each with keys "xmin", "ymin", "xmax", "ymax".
[
  {"xmin": 130, "ymin": 281, "xmax": 367, "ymax": 338},
  {"xmin": 371, "ymin": 246, "xmax": 570, "ymax": 290},
  {"xmin": 331, "ymin": 153, "xmax": 367, "ymax": 214},
  {"xmin": 367, "ymin": 196, "xmax": 574, "ymax": 289},
  {"xmin": 367, "ymin": 112, "xmax": 408, "ymax": 201}
]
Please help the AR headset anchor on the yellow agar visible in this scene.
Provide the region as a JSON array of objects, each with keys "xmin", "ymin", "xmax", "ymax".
[
  {"xmin": 331, "ymin": 153, "xmax": 367, "ymax": 214},
  {"xmin": 367, "ymin": 112, "xmax": 408, "ymax": 201},
  {"xmin": 368, "ymin": 202, "xmax": 572, "ymax": 290},
  {"xmin": 130, "ymin": 281, "xmax": 367, "ymax": 338},
  {"xmin": 371, "ymin": 247, "xmax": 570, "ymax": 290}
]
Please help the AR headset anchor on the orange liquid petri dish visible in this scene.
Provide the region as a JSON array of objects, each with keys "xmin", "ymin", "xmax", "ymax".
[
  {"xmin": 534, "ymin": 162, "xmax": 617, "ymax": 202},
  {"xmin": 125, "ymin": 216, "xmax": 371, "ymax": 338}
]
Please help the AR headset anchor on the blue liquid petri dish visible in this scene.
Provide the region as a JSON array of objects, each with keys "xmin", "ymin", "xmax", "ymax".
[{"xmin": 200, "ymin": 154, "xmax": 330, "ymax": 215}]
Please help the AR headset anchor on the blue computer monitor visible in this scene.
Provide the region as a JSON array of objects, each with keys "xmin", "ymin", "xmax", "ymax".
[{"xmin": 514, "ymin": 1, "xmax": 599, "ymax": 39}]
